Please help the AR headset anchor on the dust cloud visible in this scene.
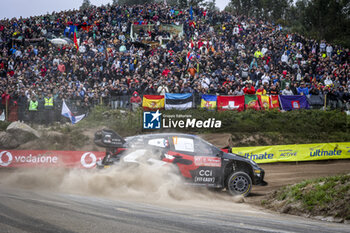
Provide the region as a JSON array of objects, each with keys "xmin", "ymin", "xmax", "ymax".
[{"xmin": 0, "ymin": 151, "xmax": 246, "ymax": 209}]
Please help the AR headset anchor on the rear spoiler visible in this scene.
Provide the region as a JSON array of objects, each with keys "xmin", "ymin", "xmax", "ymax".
[{"xmin": 94, "ymin": 129, "xmax": 126, "ymax": 148}]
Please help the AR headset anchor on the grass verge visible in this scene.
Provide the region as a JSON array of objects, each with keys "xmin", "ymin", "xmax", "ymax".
[{"xmin": 262, "ymin": 174, "xmax": 350, "ymax": 222}]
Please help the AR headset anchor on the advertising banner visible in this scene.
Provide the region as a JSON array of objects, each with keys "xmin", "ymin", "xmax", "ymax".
[
  {"xmin": 0, "ymin": 150, "xmax": 105, "ymax": 168},
  {"xmin": 231, "ymin": 142, "xmax": 350, "ymax": 164}
]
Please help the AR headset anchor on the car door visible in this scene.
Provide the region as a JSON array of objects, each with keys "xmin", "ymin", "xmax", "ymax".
[
  {"xmin": 164, "ymin": 136, "xmax": 197, "ymax": 180},
  {"xmin": 190, "ymin": 137, "xmax": 223, "ymax": 186},
  {"xmin": 166, "ymin": 136, "xmax": 223, "ymax": 186}
]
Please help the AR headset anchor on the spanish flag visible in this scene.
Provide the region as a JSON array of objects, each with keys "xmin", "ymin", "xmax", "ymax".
[
  {"xmin": 200, "ymin": 94, "xmax": 217, "ymax": 110},
  {"xmin": 258, "ymin": 95, "xmax": 269, "ymax": 110},
  {"xmin": 142, "ymin": 95, "xmax": 165, "ymax": 110}
]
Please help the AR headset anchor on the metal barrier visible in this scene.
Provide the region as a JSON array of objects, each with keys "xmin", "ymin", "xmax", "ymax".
[{"xmin": 1, "ymin": 94, "xmax": 348, "ymax": 124}]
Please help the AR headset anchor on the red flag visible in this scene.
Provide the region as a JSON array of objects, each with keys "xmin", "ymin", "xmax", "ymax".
[
  {"xmin": 217, "ymin": 96, "xmax": 244, "ymax": 111},
  {"xmin": 73, "ymin": 26, "xmax": 79, "ymax": 51},
  {"xmin": 269, "ymin": 95, "xmax": 280, "ymax": 109}
]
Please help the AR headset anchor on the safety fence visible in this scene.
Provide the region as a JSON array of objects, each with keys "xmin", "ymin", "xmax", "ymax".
[
  {"xmin": 0, "ymin": 93, "xmax": 346, "ymax": 124},
  {"xmin": 1, "ymin": 142, "xmax": 349, "ymax": 169},
  {"xmin": 231, "ymin": 142, "xmax": 350, "ymax": 164}
]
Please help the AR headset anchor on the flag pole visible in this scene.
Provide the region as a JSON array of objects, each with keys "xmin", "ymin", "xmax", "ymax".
[{"xmin": 5, "ymin": 98, "xmax": 8, "ymax": 121}]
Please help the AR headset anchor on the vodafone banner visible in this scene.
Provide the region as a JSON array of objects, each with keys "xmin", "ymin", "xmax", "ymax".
[{"xmin": 0, "ymin": 150, "xmax": 105, "ymax": 168}]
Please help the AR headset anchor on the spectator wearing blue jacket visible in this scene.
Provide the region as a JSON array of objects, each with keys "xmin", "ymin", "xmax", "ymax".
[{"xmin": 297, "ymin": 82, "xmax": 309, "ymax": 95}]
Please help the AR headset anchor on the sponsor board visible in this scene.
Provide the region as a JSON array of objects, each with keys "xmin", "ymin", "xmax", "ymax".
[
  {"xmin": 0, "ymin": 150, "xmax": 105, "ymax": 168},
  {"xmin": 231, "ymin": 142, "xmax": 350, "ymax": 164}
]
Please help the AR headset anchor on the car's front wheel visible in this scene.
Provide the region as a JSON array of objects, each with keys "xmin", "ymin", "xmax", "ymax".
[{"xmin": 226, "ymin": 171, "xmax": 252, "ymax": 197}]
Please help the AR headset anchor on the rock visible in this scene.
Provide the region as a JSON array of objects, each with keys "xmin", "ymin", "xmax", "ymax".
[
  {"xmin": 344, "ymin": 220, "xmax": 350, "ymax": 224},
  {"xmin": 333, "ymin": 218, "xmax": 343, "ymax": 223},
  {"xmin": 6, "ymin": 121, "xmax": 40, "ymax": 144},
  {"xmin": 45, "ymin": 131, "xmax": 64, "ymax": 138},
  {"xmin": 314, "ymin": 216, "xmax": 324, "ymax": 220},
  {"xmin": 0, "ymin": 131, "xmax": 19, "ymax": 149},
  {"xmin": 320, "ymin": 216, "xmax": 342, "ymax": 223}
]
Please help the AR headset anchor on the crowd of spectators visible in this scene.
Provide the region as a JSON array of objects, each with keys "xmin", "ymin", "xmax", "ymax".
[{"xmin": 0, "ymin": 3, "xmax": 349, "ymax": 123}]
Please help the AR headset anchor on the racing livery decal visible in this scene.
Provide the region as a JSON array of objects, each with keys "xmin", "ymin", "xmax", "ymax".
[{"xmin": 194, "ymin": 156, "xmax": 221, "ymax": 167}]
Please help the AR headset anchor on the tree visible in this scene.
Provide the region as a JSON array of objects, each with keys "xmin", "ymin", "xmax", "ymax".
[
  {"xmin": 80, "ymin": 0, "xmax": 92, "ymax": 10},
  {"xmin": 118, "ymin": 0, "xmax": 154, "ymax": 5},
  {"xmin": 188, "ymin": 0, "xmax": 206, "ymax": 8},
  {"xmin": 112, "ymin": 0, "xmax": 118, "ymax": 5},
  {"xmin": 179, "ymin": 0, "xmax": 188, "ymax": 8},
  {"xmin": 205, "ymin": 0, "xmax": 219, "ymax": 12}
]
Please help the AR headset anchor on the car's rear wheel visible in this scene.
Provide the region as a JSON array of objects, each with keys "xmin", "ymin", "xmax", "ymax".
[{"xmin": 226, "ymin": 171, "xmax": 252, "ymax": 197}]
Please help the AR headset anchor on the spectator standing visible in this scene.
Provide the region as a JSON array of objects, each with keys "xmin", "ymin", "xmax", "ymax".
[
  {"xmin": 297, "ymin": 82, "xmax": 309, "ymax": 95},
  {"xmin": 243, "ymin": 82, "xmax": 256, "ymax": 94},
  {"xmin": 157, "ymin": 81, "xmax": 169, "ymax": 95},
  {"xmin": 17, "ymin": 91, "xmax": 27, "ymax": 122},
  {"xmin": 44, "ymin": 91, "xmax": 54, "ymax": 125},
  {"xmin": 28, "ymin": 96, "xmax": 38, "ymax": 123},
  {"xmin": 268, "ymin": 85, "xmax": 279, "ymax": 95},
  {"xmin": 130, "ymin": 91, "xmax": 142, "ymax": 111},
  {"xmin": 256, "ymin": 85, "xmax": 266, "ymax": 95},
  {"xmin": 37, "ymin": 92, "xmax": 45, "ymax": 125},
  {"xmin": 282, "ymin": 85, "xmax": 294, "ymax": 95}
]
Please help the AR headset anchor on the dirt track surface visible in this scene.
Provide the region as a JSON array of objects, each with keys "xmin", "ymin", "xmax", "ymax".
[
  {"xmin": 248, "ymin": 160, "xmax": 350, "ymax": 204},
  {"xmin": 1, "ymin": 160, "xmax": 350, "ymax": 232},
  {"xmin": 1, "ymin": 186, "xmax": 350, "ymax": 233}
]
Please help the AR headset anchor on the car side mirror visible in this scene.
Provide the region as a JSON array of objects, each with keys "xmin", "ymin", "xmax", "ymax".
[{"xmin": 217, "ymin": 150, "xmax": 224, "ymax": 157}]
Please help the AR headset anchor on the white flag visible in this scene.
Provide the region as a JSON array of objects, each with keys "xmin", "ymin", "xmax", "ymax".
[
  {"xmin": 61, "ymin": 100, "xmax": 85, "ymax": 124},
  {"xmin": 0, "ymin": 111, "xmax": 5, "ymax": 121}
]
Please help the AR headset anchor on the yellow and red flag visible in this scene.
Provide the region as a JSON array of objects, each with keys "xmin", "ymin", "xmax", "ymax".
[{"xmin": 142, "ymin": 95, "xmax": 165, "ymax": 110}]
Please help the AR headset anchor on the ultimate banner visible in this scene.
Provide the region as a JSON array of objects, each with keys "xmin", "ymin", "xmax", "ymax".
[{"xmin": 231, "ymin": 142, "xmax": 350, "ymax": 164}]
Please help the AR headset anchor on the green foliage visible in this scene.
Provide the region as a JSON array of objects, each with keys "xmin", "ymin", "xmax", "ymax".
[
  {"xmin": 118, "ymin": 0, "xmax": 155, "ymax": 6},
  {"xmin": 265, "ymin": 174, "xmax": 350, "ymax": 219},
  {"xmin": 0, "ymin": 121, "xmax": 11, "ymax": 131},
  {"xmin": 179, "ymin": 0, "xmax": 188, "ymax": 8},
  {"xmin": 228, "ymin": 0, "xmax": 350, "ymax": 47},
  {"xmin": 80, "ymin": 0, "xmax": 92, "ymax": 10},
  {"xmin": 74, "ymin": 107, "xmax": 350, "ymax": 146},
  {"xmin": 188, "ymin": 0, "xmax": 206, "ymax": 8}
]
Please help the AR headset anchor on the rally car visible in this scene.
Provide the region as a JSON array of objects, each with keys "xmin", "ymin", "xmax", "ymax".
[{"xmin": 94, "ymin": 129, "xmax": 267, "ymax": 196}]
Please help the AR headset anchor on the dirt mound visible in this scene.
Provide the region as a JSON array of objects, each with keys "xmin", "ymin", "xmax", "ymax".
[{"xmin": 198, "ymin": 133, "xmax": 233, "ymax": 148}]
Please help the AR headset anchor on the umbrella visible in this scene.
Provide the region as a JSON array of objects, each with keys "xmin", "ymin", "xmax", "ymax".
[{"xmin": 50, "ymin": 38, "xmax": 70, "ymax": 45}]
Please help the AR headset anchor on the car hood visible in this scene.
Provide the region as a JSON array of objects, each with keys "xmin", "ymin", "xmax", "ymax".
[{"xmin": 223, "ymin": 152, "xmax": 250, "ymax": 161}]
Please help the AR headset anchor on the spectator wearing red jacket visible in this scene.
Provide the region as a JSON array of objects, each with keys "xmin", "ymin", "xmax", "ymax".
[
  {"xmin": 243, "ymin": 82, "xmax": 256, "ymax": 94},
  {"xmin": 1, "ymin": 89, "xmax": 11, "ymax": 111},
  {"xmin": 130, "ymin": 91, "xmax": 141, "ymax": 111}
]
